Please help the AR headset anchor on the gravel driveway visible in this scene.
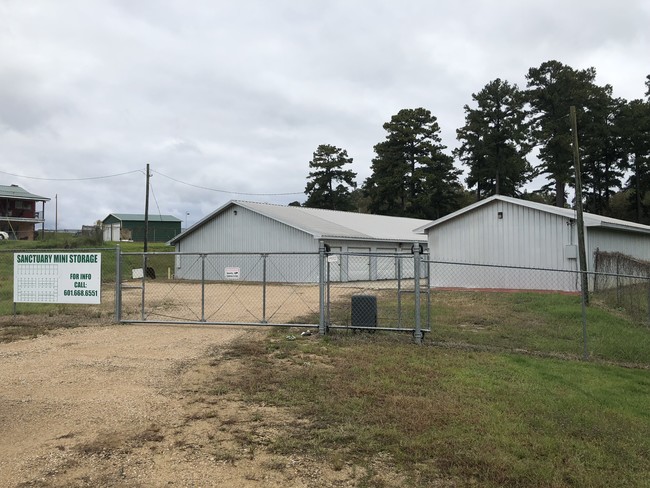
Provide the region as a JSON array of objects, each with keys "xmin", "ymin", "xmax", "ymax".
[{"xmin": 0, "ymin": 323, "xmax": 261, "ymax": 486}]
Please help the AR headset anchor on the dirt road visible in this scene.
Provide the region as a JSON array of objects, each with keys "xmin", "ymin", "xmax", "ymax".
[{"xmin": 0, "ymin": 323, "xmax": 352, "ymax": 487}]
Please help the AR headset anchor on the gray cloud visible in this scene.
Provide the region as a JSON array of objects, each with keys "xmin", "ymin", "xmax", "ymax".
[{"xmin": 0, "ymin": 0, "xmax": 648, "ymax": 229}]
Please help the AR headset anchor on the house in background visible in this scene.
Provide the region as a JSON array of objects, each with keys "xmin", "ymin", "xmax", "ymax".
[
  {"xmin": 168, "ymin": 200, "xmax": 430, "ymax": 283},
  {"xmin": 102, "ymin": 214, "xmax": 182, "ymax": 242},
  {"xmin": 418, "ymin": 195, "xmax": 650, "ymax": 292},
  {"xmin": 0, "ymin": 184, "xmax": 50, "ymax": 240}
]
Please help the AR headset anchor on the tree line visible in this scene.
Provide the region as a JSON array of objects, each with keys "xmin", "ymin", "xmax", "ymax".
[{"xmin": 299, "ymin": 60, "xmax": 650, "ymax": 223}]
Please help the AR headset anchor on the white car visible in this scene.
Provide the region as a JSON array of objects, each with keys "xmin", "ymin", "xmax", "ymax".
[{"xmin": 0, "ymin": 231, "xmax": 9, "ymax": 239}]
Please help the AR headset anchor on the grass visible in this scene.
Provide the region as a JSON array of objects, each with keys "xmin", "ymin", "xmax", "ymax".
[
  {"xmin": 1, "ymin": 268, "xmax": 648, "ymax": 486},
  {"xmin": 428, "ymin": 291, "xmax": 650, "ymax": 364},
  {"xmin": 321, "ymin": 289, "xmax": 650, "ymax": 366},
  {"xmin": 221, "ymin": 331, "xmax": 650, "ymax": 488}
]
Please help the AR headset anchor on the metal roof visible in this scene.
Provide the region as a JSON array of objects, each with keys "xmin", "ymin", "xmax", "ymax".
[
  {"xmin": 170, "ymin": 200, "xmax": 430, "ymax": 244},
  {"xmin": 417, "ymin": 195, "xmax": 650, "ymax": 235},
  {"xmin": 0, "ymin": 184, "xmax": 50, "ymax": 201},
  {"xmin": 104, "ymin": 213, "xmax": 181, "ymax": 223}
]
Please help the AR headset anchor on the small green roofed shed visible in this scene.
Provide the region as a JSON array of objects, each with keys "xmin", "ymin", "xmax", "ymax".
[{"xmin": 102, "ymin": 213, "xmax": 181, "ymax": 242}]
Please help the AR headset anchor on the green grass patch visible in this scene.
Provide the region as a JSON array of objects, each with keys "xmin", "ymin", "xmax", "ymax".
[
  {"xmin": 429, "ymin": 291, "xmax": 650, "ymax": 365},
  {"xmin": 224, "ymin": 332, "xmax": 650, "ymax": 487}
]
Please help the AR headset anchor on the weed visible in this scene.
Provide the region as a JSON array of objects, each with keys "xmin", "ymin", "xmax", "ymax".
[{"xmin": 221, "ymin": 330, "xmax": 650, "ymax": 488}]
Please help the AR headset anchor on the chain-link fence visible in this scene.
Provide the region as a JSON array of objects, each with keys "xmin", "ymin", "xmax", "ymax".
[
  {"xmin": 116, "ymin": 249, "xmax": 430, "ymax": 340},
  {"xmin": 426, "ymin": 259, "xmax": 650, "ymax": 366},
  {"xmin": 593, "ymin": 250, "xmax": 650, "ymax": 323},
  {"xmin": 323, "ymin": 250, "xmax": 429, "ymax": 340},
  {"xmin": 2, "ymin": 247, "xmax": 648, "ymax": 365},
  {"xmin": 117, "ymin": 251, "xmax": 323, "ymax": 326}
]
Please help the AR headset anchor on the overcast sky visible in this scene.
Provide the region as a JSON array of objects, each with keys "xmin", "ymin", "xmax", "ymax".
[{"xmin": 1, "ymin": 0, "xmax": 648, "ymax": 230}]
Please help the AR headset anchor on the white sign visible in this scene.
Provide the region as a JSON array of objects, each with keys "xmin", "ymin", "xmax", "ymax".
[
  {"xmin": 327, "ymin": 255, "xmax": 339, "ymax": 263},
  {"xmin": 224, "ymin": 267, "xmax": 240, "ymax": 280},
  {"xmin": 14, "ymin": 252, "xmax": 102, "ymax": 304}
]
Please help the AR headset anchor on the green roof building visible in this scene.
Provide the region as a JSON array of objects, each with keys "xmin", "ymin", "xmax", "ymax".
[{"xmin": 102, "ymin": 213, "xmax": 181, "ymax": 242}]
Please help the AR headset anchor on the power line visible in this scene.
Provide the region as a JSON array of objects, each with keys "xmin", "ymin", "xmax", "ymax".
[
  {"xmin": 152, "ymin": 169, "xmax": 304, "ymax": 196},
  {"xmin": 0, "ymin": 168, "xmax": 143, "ymax": 181},
  {"xmin": 0, "ymin": 167, "xmax": 304, "ymax": 197}
]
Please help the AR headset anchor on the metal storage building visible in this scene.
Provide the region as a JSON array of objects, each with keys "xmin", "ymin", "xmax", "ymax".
[
  {"xmin": 103, "ymin": 214, "xmax": 182, "ymax": 242},
  {"xmin": 418, "ymin": 195, "xmax": 650, "ymax": 292},
  {"xmin": 168, "ymin": 200, "xmax": 429, "ymax": 283}
]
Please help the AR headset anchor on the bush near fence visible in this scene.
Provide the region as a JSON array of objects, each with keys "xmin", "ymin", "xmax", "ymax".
[{"xmin": 593, "ymin": 249, "xmax": 650, "ymax": 323}]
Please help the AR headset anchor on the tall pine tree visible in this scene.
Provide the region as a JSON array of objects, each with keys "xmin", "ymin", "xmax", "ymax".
[
  {"xmin": 455, "ymin": 78, "xmax": 531, "ymax": 200},
  {"xmin": 580, "ymin": 89, "xmax": 626, "ymax": 215},
  {"xmin": 363, "ymin": 108, "xmax": 460, "ymax": 219},
  {"xmin": 618, "ymin": 94, "xmax": 650, "ymax": 222},
  {"xmin": 304, "ymin": 144, "xmax": 357, "ymax": 211},
  {"xmin": 526, "ymin": 60, "xmax": 604, "ymax": 207}
]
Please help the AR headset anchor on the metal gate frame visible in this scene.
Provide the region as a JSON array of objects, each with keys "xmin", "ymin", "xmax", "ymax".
[{"xmin": 115, "ymin": 245, "xmax": 429, "ymax": 343}]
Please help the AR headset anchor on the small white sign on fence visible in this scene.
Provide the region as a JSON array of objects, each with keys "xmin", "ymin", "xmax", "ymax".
[
  {"xmin": 14, "ymin": 252, "xmax": 102, "ymax": 304},
  {"xmin": 224, "ymin": 267, "xmax": 240, "ymax": 280}
]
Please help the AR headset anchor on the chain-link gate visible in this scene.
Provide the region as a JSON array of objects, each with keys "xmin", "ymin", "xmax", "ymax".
[{"xmin": 115, "ymin": 247, "xmax": 429, "ymax": 341}]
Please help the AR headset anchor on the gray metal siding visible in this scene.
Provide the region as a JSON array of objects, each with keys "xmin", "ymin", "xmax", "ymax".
[
  {"xmin": 428, "ymin": 200, "xmax": 579, "ymax": 291},
  {"xmin": 177, "ymin": 206, "xmax": 317, "ymax": 254},
  {"xmin": 429, "ymin": 200, "xmax": 575, "ymax": 268},
  {"xmin": 175, "ymin": 206, "xmax": 318, "ymax": 281},
  {"xmin": 174, "ymin": 205, "xmax": 428, "ymax": 283},
  {"xmin": 588, "ymin": 228, "xmax": 650, "ymax": 265}
]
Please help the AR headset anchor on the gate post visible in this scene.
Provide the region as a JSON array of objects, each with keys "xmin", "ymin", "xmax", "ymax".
[
  {"xmin": 413, "ymin": 244, "xmax": 422, "ymax": 344},
  {"xmin": 201, "ymin": 254, "xmax": 206, "ymax": 322},
  {"xmin": 397, "ymin": 257, "xmax": 402, "ymax": 327},
  {"xmin": 319, "ymin": 244, "xmax": 327, "ymax": 335},
  {"xmin": 262, "ymin": 254, "xmax": 267, "ymax": 323},
  {"xmin": 115, "ymin": 244, "xmax": 122, "ymax": 322},
  {"xmin": 141, "ymin": 253, "xmax": 146, "ymax": 321}
]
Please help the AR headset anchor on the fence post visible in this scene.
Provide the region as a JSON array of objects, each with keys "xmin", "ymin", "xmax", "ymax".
[
  {"xmin": 646, "ymin": 272, "xmax": 650, "ymax": 326},
  {"xmin": 413, "ymin": 244, "xmax": 422, "ymax": 344},
  {"xmin": 262, "ymin": 254, "xmax": 267, "ymax": 323},
  {"xmin": 201, "ymin": 254, "xmax": 206, "ymax": 322},
  {"xmin": 425, "ymin": 254, "xmax": 431, "ymax": 330},
  {"xmin": 581, "ymin": 269, "xmax": 589, "ymax": 360},
  {"xmin": 616, "ymin": 254, "xmax": 621, "ymax": 307},
  {"xmin": 319, "ymin": 244, "xmax": 326, "ymax": 335},
  {"xmin": 326, "ymin": 256, "xmax": 331, "ymax": 327},
  {"xmin": 397, "ymin": 257, "xmax": 402, "ymax": 328},
  {"xmin": 141, "ymin": 253, "xmax": 146, "ymax": 321},
  {"xmin": 114, "ymin": 245, "xmax": 121, "ymax": 322}
]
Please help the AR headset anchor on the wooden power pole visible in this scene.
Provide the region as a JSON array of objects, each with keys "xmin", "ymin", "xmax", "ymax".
[
  {"xmin": 144, "ymin": 163, "xmax": 150, "ymax": 253},
  {"xmin": 570, "ymin": 106, "xmax": 589, "ymax": 305}
]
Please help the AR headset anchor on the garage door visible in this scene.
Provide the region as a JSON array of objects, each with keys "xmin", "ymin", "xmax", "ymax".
[{"xmin": 348, "ymin": 247, "xmax": 370, "ymax": 281}]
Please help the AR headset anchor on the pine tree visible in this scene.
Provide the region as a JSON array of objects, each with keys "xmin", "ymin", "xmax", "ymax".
[
  {"xmin": 617, "ymin": 96, "xmax": 650, "ymax": 222},
  {"xmin": 304, "ymin": 144, "xmax": 357, "ymax": 211},
  {"xmin": 580, "ymin": 90, "xmax": 626, "ymax": 215},
  {"xmin": 455, "ymin": 78, "xmax": 531, "ymax": 200},
  {"xmin": 526, "ymin": 60, "xmax": 605, "ymax": 207},
  {"xmin": 363, "ymin": 108, "xmax": 460, "ymax": 219}
]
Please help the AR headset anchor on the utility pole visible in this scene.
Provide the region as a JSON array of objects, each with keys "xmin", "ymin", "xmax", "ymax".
[
  {"xmin": 144, "ymin": 164, "xmax": 150, "ymax": 253},
  {"xmin": 571, "ymin": 106, "xmax": 589, "ymax": 304}
]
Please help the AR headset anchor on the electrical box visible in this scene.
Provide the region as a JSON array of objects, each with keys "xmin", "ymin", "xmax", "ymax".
[
  {"xmin": 351, "ymin": 295, "xmax": 377, "ymax": 328},
  {"xmin": 565, "ymin": 245, "xmax": 578, "ymax": 260}
]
